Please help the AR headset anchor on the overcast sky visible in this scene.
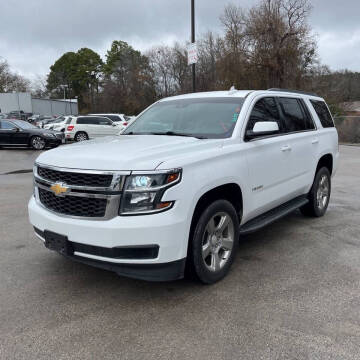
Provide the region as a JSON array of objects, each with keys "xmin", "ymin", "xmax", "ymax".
[{"xmin": 0, "ymin": 0, "xmax": 359, "ymax": 80}]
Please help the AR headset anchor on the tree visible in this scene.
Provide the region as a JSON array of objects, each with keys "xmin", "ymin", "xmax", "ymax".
[
  {"xmin": 219, "ymin": 0, "xmax": 316, "ymax": 89},
  {"xmin": 100, "ymin": 40, "xmax": 156, "ymax": 114},
  {"xmin": 47, "ymin": 48, "xmax": 103, "ymax": 112},
  {"xmin": 0, "ymin": 59, "xmax": 30, "ymax": 92}
]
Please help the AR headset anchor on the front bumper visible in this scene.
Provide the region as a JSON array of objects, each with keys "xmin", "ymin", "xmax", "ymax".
[{"xmin": 28, "ymin": 197, "xmax": 188, "ymax": 281}]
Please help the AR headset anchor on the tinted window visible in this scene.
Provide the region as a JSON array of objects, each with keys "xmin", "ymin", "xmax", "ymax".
[
  {"xmin": 247, "ymin": 97, "xmax": 280, "ymax": 131},
  {"xmin": 310, "ymin": 100, "xmax": 334, "ymax": 128},
  {"xmin": 77, "ymin": 117, "xmax": 98, "ymax": 125},
  {"xmin": 278, "ymin": 97, "xmax": 313, "ymax": 132},
  {"xmin": 0, "ymin": 121, "xmax": 16, "ymax": 129},
  {"xmin": 103, "ymin": 115, "xmax": 119, "ymax": 122},
  {"xmin": 97, "ymin": 117, "xmax": 112, "ymax": 125}
]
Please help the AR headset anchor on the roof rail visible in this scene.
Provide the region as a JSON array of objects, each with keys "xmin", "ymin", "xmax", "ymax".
[{"xmin": 267, "ymin": 88, "xmax": 319, "ymax": 97}]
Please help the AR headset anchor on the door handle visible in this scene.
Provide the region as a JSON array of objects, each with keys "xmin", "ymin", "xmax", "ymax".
[
  {"xmin": 312, "ymin": 138, "xmax": 319, "ymax": 145},
  {"xmin": 281, "ymin": 145, "xmax": 291, "ymax": 152}
]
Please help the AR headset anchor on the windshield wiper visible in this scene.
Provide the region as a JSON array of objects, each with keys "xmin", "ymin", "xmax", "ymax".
[
  {"xmin": 125, "ymin": 131, "xmax": 207, "ymax": 139},
  {"xmin": 151, "ymin": 131, "xmax": 208, "ymax": 139}
]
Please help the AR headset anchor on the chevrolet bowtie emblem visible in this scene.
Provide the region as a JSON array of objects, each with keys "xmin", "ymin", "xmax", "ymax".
[{"xmin": 50, "ymin": 182, "xmax": 70, "ymax": 196}]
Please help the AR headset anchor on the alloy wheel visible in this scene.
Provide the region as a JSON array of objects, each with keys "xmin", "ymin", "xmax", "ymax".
[
  {"xmin": 316, "ymin": 174, "xmax": 330, "ymax": 210},
  {"xmin": 201, "ymin": 212, "xmax": 235, "ymax": 272},
  {"xmin": 32, "ymin": 136, "xmax": 45, "ymax": 150}
]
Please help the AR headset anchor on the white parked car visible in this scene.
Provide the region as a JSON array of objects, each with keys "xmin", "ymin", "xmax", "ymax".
[
  {"xmin": 64, "ymin": 115, "xmax": 124, "ymax": 142},
  {"xmin": 88, "ymin": 113, "xmax": 132, "ymax": 127},
  {"xmin": 29, "ymin": 89, "xmax": 339, "ymax": 284},
  {"xmin": 43, "ymin": 116, "xmax": 74, "ymax": 132}
]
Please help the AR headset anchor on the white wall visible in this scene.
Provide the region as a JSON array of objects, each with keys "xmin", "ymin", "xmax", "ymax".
[
  {"xmin": 32, "ymin": 98, "xmax": 78, "ymax": 116},
  {"xmin": 0, "ymin": 93, "xmax": 32, "ymax": 113}
]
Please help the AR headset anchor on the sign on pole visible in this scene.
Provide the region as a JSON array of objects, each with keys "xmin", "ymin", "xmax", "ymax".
[{"xmin": 187, "ymin": 43, "xmax": 198, "ymax": 66}]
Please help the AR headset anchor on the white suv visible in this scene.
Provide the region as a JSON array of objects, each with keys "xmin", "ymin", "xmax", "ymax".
[
  {"xmin": 88, "ymin": 113, "xmax": 132, "ymax": 127},
  {"xmin": 28, "ymin": 89, "xmax": 339, "ymax": 284},
  {"xmin": 64, "ymin": 115, "xmax": 124, "ymax": 141}
]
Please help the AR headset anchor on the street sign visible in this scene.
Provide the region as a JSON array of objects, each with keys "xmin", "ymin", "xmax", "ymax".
[{"xmin": 187, "ymin": 43, "xmax": 198, "ymax": 65}]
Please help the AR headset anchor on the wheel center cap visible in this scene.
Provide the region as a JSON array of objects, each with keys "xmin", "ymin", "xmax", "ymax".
[{"xmin": 211, "ymin": 234, "xmax": 218, "ymax": 247}]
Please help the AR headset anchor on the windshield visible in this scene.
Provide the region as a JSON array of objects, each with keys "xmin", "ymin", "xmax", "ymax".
[
  {"xmin": 12, "ymin": 120, "xmax": 37, "ymax": 129},
  {"xmin": 124, "ymin": 97, "xmax": 244, "ymax": 139}
]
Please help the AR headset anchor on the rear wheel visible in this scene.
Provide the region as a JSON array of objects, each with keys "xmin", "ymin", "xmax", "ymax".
[
  {"xmin": 75, "ymin": 131, "xmax": 88, "ymax": 142},
  {"xmin": 30, "ymin": 136, "xmax": 46, "ymax": 150},
  {"xmin": 190, "ymin": 199, "xmax": 239, "ymax": 284},
  {"xmin": 300, "ymin": 167, "xmax": 331, "ymax": 217}
]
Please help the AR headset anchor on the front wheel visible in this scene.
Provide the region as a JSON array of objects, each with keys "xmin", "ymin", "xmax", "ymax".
[
  {"xmin": 30, "ymin": 136, "xmax": 46, "ymax": 150},
  {"xmin": 190, "ymin": 200, "xmax": 239, "ymax": 284},
  {"xmin": 300, "ymin": 167, "xmax": 331, "ymax": 217}
]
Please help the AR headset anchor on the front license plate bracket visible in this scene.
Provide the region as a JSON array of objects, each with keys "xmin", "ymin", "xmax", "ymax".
[{"xmin": 44, "ymin": 230, "xmax": 73, "ymax": 255}]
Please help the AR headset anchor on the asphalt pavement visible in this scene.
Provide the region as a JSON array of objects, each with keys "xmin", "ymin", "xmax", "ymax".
[{"xmin": 0, "ymin": 145, "xmax": 360, "ymax": 360}]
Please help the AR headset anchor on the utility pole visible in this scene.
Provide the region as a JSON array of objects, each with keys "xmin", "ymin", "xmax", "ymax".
[{"xmin": 191, "ymin": 0, "xmax": 196, "ymax": 92}]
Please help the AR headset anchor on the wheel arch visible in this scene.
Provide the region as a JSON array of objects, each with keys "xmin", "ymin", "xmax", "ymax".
[
  {"xmin": 317, "ymin": 153, "xmax": 333, "ymax": 175},
  {"xmin": 189, "ymin": 183, "xmax": 243, "ymax": 240}
]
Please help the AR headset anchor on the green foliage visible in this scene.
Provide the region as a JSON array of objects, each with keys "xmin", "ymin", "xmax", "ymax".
[
  {"xmin": 47, "ymin": 48, "xmax": 103, "ymax": 111},
  {"xmin": 99, "ymin": 40, "xmax": 156, "ymax": 114}
]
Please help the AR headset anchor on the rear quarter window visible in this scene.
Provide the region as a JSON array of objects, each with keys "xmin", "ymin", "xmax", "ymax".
[{"xmin": 310, "ymin": 100, "xmax": 334, "ymax": 128}]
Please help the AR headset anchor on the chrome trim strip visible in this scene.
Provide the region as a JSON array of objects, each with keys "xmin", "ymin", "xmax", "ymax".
[
  {"xmin": 35, "ymin": 162, "xmax": 131, "ymax": 176},
  {"xmin": 36, "ymin": 182, "xmax": 115, "ymax": 199}
]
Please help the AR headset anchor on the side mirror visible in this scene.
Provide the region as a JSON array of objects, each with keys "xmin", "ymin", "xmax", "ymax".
[{"xmin": 246, "ymin": 121, "xmax": 279, "ymax": 139}]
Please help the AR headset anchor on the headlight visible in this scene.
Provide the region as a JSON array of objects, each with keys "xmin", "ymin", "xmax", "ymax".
[
  {"xmin": 43, "ymin": 133, "xmax": 55, "ymax": 138},
  {"xmin": 119, "ymin": 169, "xmax": 181, "ymax": 215}
]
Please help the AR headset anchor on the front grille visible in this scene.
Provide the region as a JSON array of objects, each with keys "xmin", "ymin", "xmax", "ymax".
[
  {"xmin": 37, "ymin": 166, "xmax": 113, "ymax": 187},
  {"xmin": 38, "ymin": 188, "xmax": 107, "ymax": 218}
]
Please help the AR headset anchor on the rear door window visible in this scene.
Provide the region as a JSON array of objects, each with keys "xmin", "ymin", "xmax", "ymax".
[
  {"xmin": 278, "ymin": 97, "xmax": 314, "ymax": 132},
  {"xmin": 310, "ymin": 100, "xmax": 334, "ymax": 128}
]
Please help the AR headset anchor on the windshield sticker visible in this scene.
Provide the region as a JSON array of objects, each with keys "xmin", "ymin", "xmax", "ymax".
[{"xmin": 232, "ymin": 113, "xmax": 239, "ymax": 123}]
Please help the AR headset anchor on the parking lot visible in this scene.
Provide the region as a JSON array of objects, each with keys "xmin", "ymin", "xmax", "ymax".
[{"xmin": 0, "ymin": 145, "xmax": 359, "ymax": 359}]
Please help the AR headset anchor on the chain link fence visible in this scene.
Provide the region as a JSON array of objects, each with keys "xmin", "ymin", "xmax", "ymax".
[{"xmin": 334, "ymin": 116, "xmax": 360, "ymax": 144}]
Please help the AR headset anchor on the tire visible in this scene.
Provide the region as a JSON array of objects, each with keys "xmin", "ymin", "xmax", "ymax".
[
  {"xmin": 30, "ymin": 136, "xmax": 46, "ymax": 150},
  {"xmin": 190, "ymin": 199, "xmax": 239, "ymax": 284},
  {"xmin": 75, "ymin": 131, "xmax": 88, "ymax": 142},
  {"xmin": 300, "ymin": 167, "xmax": 331, "ymax": 217}
]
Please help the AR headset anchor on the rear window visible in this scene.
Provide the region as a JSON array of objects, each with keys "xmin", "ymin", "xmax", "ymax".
[{"xmin": 310, "ymin": 100, "xmax": 334, "ymax": 128}]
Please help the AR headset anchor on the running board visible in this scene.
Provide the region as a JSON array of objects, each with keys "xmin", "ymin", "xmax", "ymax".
[{"xmin": 239, "ymin": 196, "xmax": 309, "ymax": 235}]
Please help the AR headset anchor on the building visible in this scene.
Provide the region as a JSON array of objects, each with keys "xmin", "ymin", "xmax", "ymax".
[{"xmin": 0, "ymin": 92, "xmax": 78, "ymax": 116}]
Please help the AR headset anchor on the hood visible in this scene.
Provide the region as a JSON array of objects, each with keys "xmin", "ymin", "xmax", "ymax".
[{"xmin": 36, "ymin": 135, "xmax": 223, "ymax": 171}]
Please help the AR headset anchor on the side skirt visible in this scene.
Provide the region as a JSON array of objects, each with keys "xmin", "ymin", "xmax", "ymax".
[{"xmin": 239, "ymin": 195, "xmax": 308, "ymax": 235}]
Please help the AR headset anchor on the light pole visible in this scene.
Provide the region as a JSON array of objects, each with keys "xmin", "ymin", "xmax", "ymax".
[{"xmin": 191, "ymin": 0, "xmax": 196, "ymax": 92}]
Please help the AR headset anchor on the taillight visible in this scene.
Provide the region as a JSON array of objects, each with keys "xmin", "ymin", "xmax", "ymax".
[
  {"xmin": 123, "ymin": 122, "xmax": 128, "ymax": 126},
  {"xmin": 67, "ymin": 125, "xmax": 74, "ymax": 131}
]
